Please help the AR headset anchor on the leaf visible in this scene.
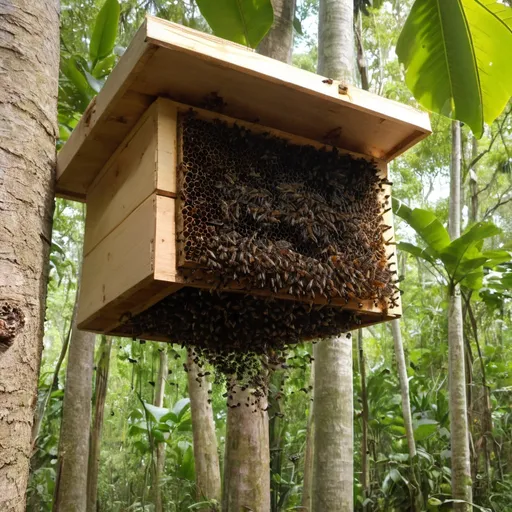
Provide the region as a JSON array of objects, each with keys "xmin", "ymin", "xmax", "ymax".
[
  {"xmin": 439, "ymin": 222, "xmax": 502, "ymax": 284},
  {"xmin": 396, "ymin": 0, "xmax": 512, "ymax": 137},
  {"xmin": 83, "ymin": 70, "xmax": 104, "ymax": 94},
  {"xmin": 397, "ymin": 242, "xmax": 435, "ymax": 265},
  {"xmin": 393, "ymin": 198, "xmax": 450, "ymax": 253},
  {"xmin": 90, "ymin": 0, "xmax": 120, "ymax": 63},
  {"xmin": 293, "ymin": 16, "xmax": 303, "ymax": 35},
  {"xmin": 195, "ymin": 0, "xmax": 274, "ymax": 48},
  {"xmin": 172, "ymin": 398, "xmax": 191, "ymax": 419},
  {"xmin": 142, "ymin": 402, "xmax": 171, "ymax": 423},
  {"xmin": 414, "ymin": 419, "xmax": 438, "ymax": 441}
]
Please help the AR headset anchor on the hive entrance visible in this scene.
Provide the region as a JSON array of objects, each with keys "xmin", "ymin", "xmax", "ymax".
[{"xmin": 177, "ymin": 111, "xmax": 396, "ymax": 308}]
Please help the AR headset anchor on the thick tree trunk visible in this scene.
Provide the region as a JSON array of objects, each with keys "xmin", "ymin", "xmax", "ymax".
[
  {"xmin": 448, "ymin": 121, "xmax": 472, "ymax": 511},
  {"xmin": 313, "ymin": 2, "xmax": 354, "ymax": 511},
  {"xmin": 312, "ymin": 336, "xmax": 353, "ymax": 512},
  {"xmin": 0, "ymin": 1, "xmax": 59, "ymax": 509},
  {"xmin": 222, "ymin": 384, "xmax": 271, "ymax": 512},
  {"xmin": 53, "ymin": 320, "xmax": 95, "ymax": 512},
  {"xmin": 153, "ymin": 347, "xmax": 168, "ymax": 512},
  {"xmin": 186, "ymin": 352, "xmax": 221, "ymax": 508},
  {"xmin": 301, "ymin": 364, "xmax": 314, "ymax": 512},
  {"xmin": 357, "ymin": 331, "xmax": 369, "ymax": 506},
  {"xmin": 87, "ymin": 336, "xmax": 112, "ymax": 512},
  {"xmin": 257, "ymin": 0, "xmax": 295, "ymax": 64}
]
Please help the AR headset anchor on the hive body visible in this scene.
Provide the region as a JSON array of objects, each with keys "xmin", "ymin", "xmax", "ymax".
[{"xmin": 77, "ymin": 98, "xmax": 400, "ymax": 339}]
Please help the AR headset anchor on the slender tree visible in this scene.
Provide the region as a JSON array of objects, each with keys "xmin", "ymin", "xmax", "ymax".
[
  {"xmin": 222, "ymin": 3, "xmax": 295, "ymax": 510},
  {"xmin": 312, "ymin": 1, "xmax": 354, "ymax": 510},
  {"xmin": 448, "ymin": 121, "xmax": 473, "ymax": 510},
  {"xmin": 0, "ymin": 2, "xmax": 59, "ymax": 509},
  {"xmin": 187, "ymin": 352, "xmax": 221, "ymax": 508},
  {"xmin": 391, "ymin": 318, "xmax": 422, "ymax": 509},
  {"xmin": 53, "ymin": 318, "xmax": 95, "ymax": 512},
  {"xmin": 87, "ymin": 335, "xmax": 112, "ymax": 512},
  {"xmin": 301, "ymin": 363, "xmax": 315, "ymax": 512},
  {"xmin": 152, "ymin": 347, "xmax": 168, "ymax": 512},
  {"xmin": 357, "ymin": 330, "xmax": 369, "ymax": 506}
]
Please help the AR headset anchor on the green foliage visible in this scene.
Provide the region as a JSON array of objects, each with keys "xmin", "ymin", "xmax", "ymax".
[
  {"xmin": 397, "ymin": 0, "xmax": 512, "ymax": 137},
  {"xmin": 393, "ymin": 198, "xmax": 510, "ymax": 289},
  {"xmin": 90, "ymin": 0, "xmax": 120, "ymax": 64},
  {"xmin": 195, "ymin": 0, "xmax": 274, "ymax": 48}
]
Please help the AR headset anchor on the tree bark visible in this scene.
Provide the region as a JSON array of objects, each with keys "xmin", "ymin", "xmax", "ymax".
[
  {"xmin": 301, "ymin": 363, "xmax": 314, "ymax": 512},
  {"xmin": 313, "ymin": 2, "xmax": 354, "ymax": 511},
  {"xmin": 357, "ymin": 330, "xmax": 369, "ymax": 507},
  {"xmin": 222, "ymin": 384, "xmax": 271, "ymax": 512},
  {"xmin": 312, "ymin": 336, "xmax": 354, "ymax": 512},
  {"xmin": 0, "ymin": 3, "xmax": 59, "ymax": 509},
  {"xmin": 257, "ymin": 0, "xmax": 295, "ymax": 64},
  {"xmin": 87, "ymin": 335, "xmax": 112, "ymax": 512},
  {"xmin": 153, "ymin": 347, "xmax": 168, "ymax": 512},
  {"xmin": 391, "ymin": 318, "xmax": 423, "ymax": 510},
  {"xmin": 187, "ymin": 351, "xmax": 221, "ymax": 509},
  {"xmin": 53, "ymin": 320, "xmax": 95, "ymax": 512},
  {"xmin": 448, "ymin": 121, "xmax": 472, "ymax": 511},
  {"xmin": 318, "ymin": 0, "xmax": 354, "ymax": 82}
]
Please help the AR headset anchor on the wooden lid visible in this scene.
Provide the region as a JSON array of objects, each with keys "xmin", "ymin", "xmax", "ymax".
[{"xmin": 56, "ymin": 16, "xmax": 431, "ymax": 201}]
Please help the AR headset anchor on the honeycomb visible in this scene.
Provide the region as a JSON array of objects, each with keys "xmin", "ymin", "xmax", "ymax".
[{"xmin": 178, "ymin": 111, "xmax": 397, "ymax": 308}]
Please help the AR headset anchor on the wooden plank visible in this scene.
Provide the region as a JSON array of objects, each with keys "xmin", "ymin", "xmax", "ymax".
[
  {"xmin": 154, "ymin": 195, "xmax": 178, "ymax": 281},
  {"xmin": 56, "ymin": 16, "xmax": 431, "ymax": 200},
  {"xmin": 83, "ymin": 100, "xmax": 178, "ymax": 255},
  {"xmin": 78, "ymin": 194, "xmax": 179, "ymax": 331},
  {"xmin": 155, "ymin": 98, "xmax": 178, "ymax": 195}
]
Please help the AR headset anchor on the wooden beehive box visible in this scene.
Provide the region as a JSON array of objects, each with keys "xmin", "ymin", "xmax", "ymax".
[{"xmin": 56, "ymin": 16, "xmax": 431, "ymax": 340}]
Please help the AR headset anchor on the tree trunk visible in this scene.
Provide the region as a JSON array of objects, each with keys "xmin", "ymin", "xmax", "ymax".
[
  {"xmin": 301, "ymin": 364, "xmax": 314, "ymax": 512},
  {"xmin": 87, "ymin": 336, "xmax": 112, "ymax": 512},
  {"xmin": 357, "ymin": 331, "xmax": 369, "ymax": 507},
  {"xmin": 0, "ymin": 1, "xmax": 59, "ymax": 509},
  {"xmin": 31, "ymin": 291, "xmax": 77, "ymax": 451},
  {"xmin": 257, "ymin": 0, "xmax": 295, "ymax": 64},
  {"xmin": 313, "ymin": 2, "xmax": 354, "ymax": 511},
  {"xmin": 318, "ymin": 0, "xmax": 354, "ymax": 82},
  {"xmin": 448, "ymin": 121, "xmax": 472, "ymax": 511},
  {"xmin": 312, "ymin": 336, "xmax": 353, "ymax": 512},
  {"xmin": 187, "ymin": 351, "xmax": 221, "ymax": 508},
  {"xmin": 53, "ymin": 320, "xmax": 95, "ymax": 512},
  {"xmin": 222, "ymin": 383, "xmax": 271, "ymax": 512},
  {"xmin": 391, "ymin": 319, "xmax": 423, "ymax": 510},
  {"xmin": 222, "ymin": 7, "xmax": 295, "ymax": 510},
  {"xmin": 153, "ymin": 347, "xmax": 168, "ymax": 512}
]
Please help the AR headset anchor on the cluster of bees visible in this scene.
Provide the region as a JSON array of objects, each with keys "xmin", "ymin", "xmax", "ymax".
[
  {"xmin": 126, "ymin": 287, "xmax": 357, "ymax": 406},
  {"xmin": 127, "ymin": 112, "xmax": 397, "ymax": 393},
  {"xmin": 179, "ymin": 113, "xmax": 397, "ymax": 307}
]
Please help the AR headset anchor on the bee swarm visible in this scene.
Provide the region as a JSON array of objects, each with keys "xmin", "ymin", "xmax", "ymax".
[{"xmin": 124, "ymin": 111, "xmax": 398, "ymax": 386}]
